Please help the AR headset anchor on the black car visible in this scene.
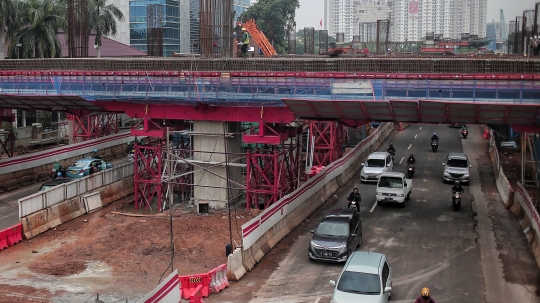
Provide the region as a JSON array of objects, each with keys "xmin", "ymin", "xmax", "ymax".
[
  {"xmin": 308, "ymin": 209, "xmax": 362, "ymax": 262},
  {"xmin": 38, "ymin": 178, "xmax": 73, "ymax": 192}
]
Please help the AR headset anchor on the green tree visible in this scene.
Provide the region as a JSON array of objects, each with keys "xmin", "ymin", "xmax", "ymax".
[
  {"xmin": 88, "ymin": 0, "xmax": 124, "ymax": 58},
  {"xmin": 7, "ymin": 0, "xmax": 66, "ymax": 58},
  {"xmin": 0, "ymin": 0, "xmax": 15, "ymax": 60},
  {"xmin": 240, "ymin": 0, "xmax": 299, "ymax": 54}
]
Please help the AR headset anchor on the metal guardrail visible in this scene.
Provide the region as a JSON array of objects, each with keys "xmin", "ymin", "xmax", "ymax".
[{"xmin": 18, "ymin": 162, "xmax": 134, "ymax": 219}]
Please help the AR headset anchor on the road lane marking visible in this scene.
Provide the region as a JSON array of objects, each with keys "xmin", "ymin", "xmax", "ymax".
[
  {"xmin": 414, "ymin": 134, "xmax": 417, "ymax": 138},
  {"xmin": 399, "ymin": 157, "xmax": 404, "ymax": 164},
  {"xmin": 419, "ymin": 127, "xmax": 422, "ymax": 130},
  {"xmin": 370, "ymin": 201, "xmax": 377, "ymax": 212},
  {"xmin": 314, "ymin": 297, "xmax": 321, "ymax": 303},
  {"xmin": 408, "ymin": 144, "xmax": 412, "ymax": 150}
]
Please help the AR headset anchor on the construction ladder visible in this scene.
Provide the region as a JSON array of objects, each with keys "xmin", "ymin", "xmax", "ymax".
[{"xmin": 244, "ymin": 19, "xmax": 278, "ymax": 57}]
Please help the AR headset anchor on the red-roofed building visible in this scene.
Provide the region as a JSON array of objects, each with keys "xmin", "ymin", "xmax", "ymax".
[{"xmin": 3, "ymin": 31, "xmax": 147, "ymax": 58}]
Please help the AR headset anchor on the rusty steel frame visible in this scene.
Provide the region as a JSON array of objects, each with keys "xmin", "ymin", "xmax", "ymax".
[
  {"xmin": 67, "ymin": 0, "xmax": 88, "ymax": 58},
  {"xmin": 308, "ymin": 121, "xmax": 344, "ymax": 168},
  {"xmin": 147, "ymin": 4, "xmax": 164, "ymax": 57},
  {"xmin": 199, "ymin": 0, "xmax": 234, "ymax": 57},
  {"xmin": 69, "ymin": 113, "xmax": 119, "ymax": 143}
]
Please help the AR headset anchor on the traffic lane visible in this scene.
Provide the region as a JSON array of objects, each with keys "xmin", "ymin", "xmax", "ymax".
[
  {"xmin": 355, "ymin": 124, "xmax": 482, "ymax": 302},
  {"xmin": 0, "ymin": 157, "xmax": 128, "ymax": 230}
]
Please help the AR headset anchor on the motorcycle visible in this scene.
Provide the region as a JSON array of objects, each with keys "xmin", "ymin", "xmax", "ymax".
[
  {"xmin": 348, "ymin": 200, "xmax": 360, "ymax": 212},
  {"xmin": 127, "ymin": 151, "xmax": 134, "ymax": 162},
  {"xmin": 431, "ymin": 140, "xmax": 438, "ymax": 152},
  {"xmin": 50, "ymin": 168, "xmax": 58, "ymax": 180},
  {"xmin": 388, "ymin": 150, "xmax": 395, "ymax": 162},
  {"xmin": 407, "ymin": 163, "xmax": 415, "ymax": 178},
  {"xmin": 461, "ymin": 129, "xmax": 468, "ymax": 139},
  {"xmin": 452, "ymin": 190, "xmax": 462, "ymax": 211}
]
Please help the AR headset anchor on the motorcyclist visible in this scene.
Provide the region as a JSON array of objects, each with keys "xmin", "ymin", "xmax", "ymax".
[
  {"xmin": 347, "ymin": 188, "xmax": 361, "ymax": 212},
  {"xmin": 406, "ymin": 154, "xmax": 416, "ymax": 170},
  {"xmin": 414, "ymin": 287, "xmax": 436, "ymax": 303},
  {"xmin": 460, "ymin": 125, "xmax": 468, "ymax": 131},
  {"xmin": 93, "ymin": 149, "xmax": 103, "ymax": 160},
  {"xmin": 126, "ymin": 142, "xmax": 134, "ymax": 154},
  {"xmin": 452, "ymin": 181, "xmax": 463, "ymax": 193},
  {"xmin": 53, "ymin": 159, "xmax": 62, "ymax": 172},
  {"xmin": 387, "ymin": 143, "xmax": 396, "ymax": 155},
  {"xmin": 431, "ymin": 132, "xmax": 439, "ymax": 142}
]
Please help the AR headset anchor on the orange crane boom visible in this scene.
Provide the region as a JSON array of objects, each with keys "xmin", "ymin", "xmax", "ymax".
[{"xmin": 243, "ymin": 19, "xmax": 278, "ymax": 57}]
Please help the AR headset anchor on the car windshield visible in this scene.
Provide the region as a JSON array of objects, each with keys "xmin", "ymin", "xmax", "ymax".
[
  {"xmin": 378, "ymin": 176, "xmax": 403, "ymax": 188},
  {"xmin": 315, "ymin": 221, "xmax": 349, "ymax": 237},
  {"xmin": 447, "ymin": 159, "xmax": 468, "ymax": 168},
  {"xmin": 72, "ymin": 161, "xmax": 88, "ymax": 168},
  {"xmin": 366, "ymin": 159, "xmax": 385, "ymax": 167},
  {"xmin": 39, "ymin": 185, "xmax": 51, "ymax": 191},
  {"xmin": 337, "ymin": 271, "xmax": 381, "ymax": 295}
]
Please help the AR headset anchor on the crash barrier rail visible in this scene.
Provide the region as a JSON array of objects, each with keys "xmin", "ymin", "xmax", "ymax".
[
  {"xmin": 234, "ymin": 123, "xmax": 394, "ymax": 281},
  {"xmin": 0, "ymin": 132, "xmax": 131, "ymax": 175},
  {"xmin": 18, "ymin": 162, "xmax": 134, "ymax": 218},
  {"xmin": 487, "ymin": 130, "xmax": 540, "ymax": 268},
  {"xmin": 0, "ymin": 223, "xmax": 23, "ymax": 251},
  {"xmin": 179, "ymin": 264, "xmax": 228, "ymax": 300},
  {"xmin": 136, "ymin": 270, "xmax": 181, "ymax": 303},
  {"xmin": 241, "ymin": 122, "xmax": 393, "ymax": 249}
]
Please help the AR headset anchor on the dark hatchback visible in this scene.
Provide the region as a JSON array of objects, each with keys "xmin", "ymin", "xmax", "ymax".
[
  {"xmin": 308, "ymin": 209, "xmax": 362, "ymax": 262},
  {"xmin": 38, "ymin": 178, "xmax": 74, "ymax": 192}
]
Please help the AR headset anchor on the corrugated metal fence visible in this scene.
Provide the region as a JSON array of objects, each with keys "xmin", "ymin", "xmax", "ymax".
[{"xmin": 18, "ymin": 163, "xmax": 134, "ymax": 218}]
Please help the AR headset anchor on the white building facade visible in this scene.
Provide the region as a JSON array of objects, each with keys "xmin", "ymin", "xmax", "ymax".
[{"xmin": 325, "ymin": 0, "xmax": 487, "ymax": 43}]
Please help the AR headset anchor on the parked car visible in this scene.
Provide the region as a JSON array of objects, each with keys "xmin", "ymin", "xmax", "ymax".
[
  {"xmin": 442, "ymin": 152, "xmax": 471, "ymax": 183},
  {"xmin": 360, "ymin": 152, "xmax": 394, "ymax": 183},
  {"xmin": 308, "ymin": 209, "xmax": 362, "ymax": 262},
  {"xmin": 66, "ymin": 158, "xmax": 113, "ymax": 179},
  {"xmin": 376, "ymin": 172, "xmax": 412, "ymax": 207},
  {"xmin": 38, "ymin": 178, "xmax": 73, "ymax": 192},
  {"xmin": 329, "ymin": 251, "xmax": 392, "ymax": 303}
]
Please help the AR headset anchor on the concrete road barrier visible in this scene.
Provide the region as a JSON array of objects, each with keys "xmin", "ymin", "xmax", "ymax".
[{"xmin": 227, "ymin": 248, "xmax": 246, "ymax": 281}]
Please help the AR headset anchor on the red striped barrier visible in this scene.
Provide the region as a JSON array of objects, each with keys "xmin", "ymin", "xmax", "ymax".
[
  {"xmin": 6, "ymin": 224, "xmax": 23, "ymax": 246},
  {"xmin": 0, "ymin": 230, "xmax": 8, "ymax": 251},
  {"xmin": 209, "ymin": 264, "xmax": 229, "ymax": 294},
  {"xmin": 179, "ymin": 273, "xmax": 210, "ymax": 299}
]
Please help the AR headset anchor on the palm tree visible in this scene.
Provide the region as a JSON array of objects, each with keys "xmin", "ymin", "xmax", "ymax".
[
  {"xmin": 7, "ymin": 0, "xmax": 66, "ymax": 58},
  {"xmin": 88, "ymin": 0, "xmax": 124, "ymax": 58},
  {"xmin": 0, "ymin": 0, "xmax": 15, "ymax": 60}
]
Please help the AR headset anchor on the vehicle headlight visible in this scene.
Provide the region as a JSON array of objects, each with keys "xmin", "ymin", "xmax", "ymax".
[
  {"xmin": 397, "ymin": 194, "xmax": 404, "ymax": 197},
  {"xmin": 334, "ymin": 244, "xmax": 346, "ymax": 251},
  {"xmin": 463, "ymin": 174, "xmax": 469, "ymax": 178},
  {"xmin": 360, "ymin": 170, "xmax": 367, "ymax": 176},
  {"xmin": 444, "ymin": 171, "xmax": 450, "ymax": 176},
  {"xmin": 311, "ymin": 241, "xmax": 323, "ymax": 249},
  {"xmin": 376, "ymin": 192, "xmax": 382, "ymax": 195}
]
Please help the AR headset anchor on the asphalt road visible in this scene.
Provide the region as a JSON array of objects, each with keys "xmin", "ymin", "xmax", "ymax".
[
  {"xmin": 0, "ymin": 156, "xmax": 128, "ymax": 230},
  {"xmin": 208, "ymin": 124, "xmax": 540, "ymax": 303}
]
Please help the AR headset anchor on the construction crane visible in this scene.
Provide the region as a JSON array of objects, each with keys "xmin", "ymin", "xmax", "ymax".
[
  {"xmin": 242, "ymin": 19, "xmax": 278, "ymax": 57},
  {"xmin": 500, "ymin": 9, "xmax": 507, "ymax": 40}
]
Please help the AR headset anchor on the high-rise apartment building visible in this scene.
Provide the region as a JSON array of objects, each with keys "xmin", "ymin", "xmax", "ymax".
[
  {"xmin": 325, "ymin": 0, "xmax": 487, "ymax": 43},
  {"xmin": 391, "ymin": 0, "xmax": 487, "ymax": 41},
  {"xmin": 324, "ymin": 0, "xmax": 355, "ymax": 42}
]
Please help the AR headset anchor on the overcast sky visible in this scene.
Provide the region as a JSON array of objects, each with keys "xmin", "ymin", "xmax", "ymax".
[{"xmin": 285, "ymin": 0, "xmax": 539, "ymax": 30}]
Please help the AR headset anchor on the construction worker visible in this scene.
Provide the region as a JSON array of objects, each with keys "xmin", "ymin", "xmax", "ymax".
[{"xmin": 239, "ymin": 28, "xmax": 249, "ymax": 57}]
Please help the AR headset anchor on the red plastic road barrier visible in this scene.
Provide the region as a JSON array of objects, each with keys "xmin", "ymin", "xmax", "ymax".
[
  {"xmin": 307, "ymin": 165, "xmax": 325, "ymax": 179},
  {"xmin": 179, "ymin": 273, "xmax": 210, "ymax": 299},
  {"xmin": 0, "ymin": 229, "xmax": 8, "ymax": 251},
  {"xmin": 6, "ymin": 223, "xmax": 23, "ymax": 246},
  {"xmin": 398, "ymin": 123, "xmax": 404, "ymax": 131},
  {"xmin": 209, "ymin": 264, "xmax": 229, "ymax": 294},
  {"xmin": 189, "ymin": 284, "xmax": 204, "ymax": 303}
]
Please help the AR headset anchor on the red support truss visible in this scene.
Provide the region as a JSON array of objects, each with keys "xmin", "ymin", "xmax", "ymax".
[
  {"xmin": 134, "ymin": 144, "xmax": 166, "ymax": 211},
  {"xmin": 308, "ymin": 121, "xmax": 344, "ymax": 168},
  {"xmin": 68, "ymin": 113, "xmax": 120, "ymax": 143},
  {"xmin": 244, "ymin": 123, "xmax": 302, "ymax": 209}
]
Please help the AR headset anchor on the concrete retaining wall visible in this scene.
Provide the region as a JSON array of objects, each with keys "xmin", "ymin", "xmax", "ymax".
[
  {"xmin": 21, "ymin": 176, "xmax": 134, "ymax": 239},
  {"xmin": 488, "ymin": 130, "xmax": 540, "ymax": 268},
  {"xmin": 0, "ymin": 132, "xmax": 133, "ymax": 193},
  {"xmin": 232, "ymin": 123, "xmax": 394, "ymax": 280}
]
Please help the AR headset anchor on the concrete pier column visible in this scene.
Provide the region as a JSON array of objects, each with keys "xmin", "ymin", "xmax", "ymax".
[{"xmin": 192, "ymin": 121, "xmax": 243, "ymax": 209}]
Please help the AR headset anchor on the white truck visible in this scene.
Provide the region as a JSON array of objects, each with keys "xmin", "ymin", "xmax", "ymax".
[{"xmin": 375, "ymin": 172, "xmax": 412, "ymax": 207}]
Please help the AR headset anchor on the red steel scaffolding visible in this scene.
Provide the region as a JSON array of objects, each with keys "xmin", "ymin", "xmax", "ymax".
[
  {"xmin": 68, "ymin": 113, "xmax": 120, "ymax": 143},
  {"xmin": 308, "ymin": 121, "xmax": 344, "ymax": 167}
]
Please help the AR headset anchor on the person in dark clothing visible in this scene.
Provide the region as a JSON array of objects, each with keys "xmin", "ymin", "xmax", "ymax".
[
  {"xmin": 431, "ymin": 132, "xmax": 439, "ymax": 141},
  {"xmin": 452, "ymin": 181, "xmax": 463, "ymax": 193},
  {"xmin": 407, "ymin": 153, "xmax": 417, "ymax": 170},
  {"xmin": 415, "ymin": 287, "xmax": 436, "ymax": 303},
  {"xmin": 387, "ymin": 143, "xmax": 396, "ymax": 154},
  {"xmin": 347, "ymin": 188, "xmax": 361, "ymax": 212}
]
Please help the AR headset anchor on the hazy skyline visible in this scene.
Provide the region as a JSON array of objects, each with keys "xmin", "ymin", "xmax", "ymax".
[{"xmin": 291, "ymin": 0, "xmax": 539, "ymax": 31}]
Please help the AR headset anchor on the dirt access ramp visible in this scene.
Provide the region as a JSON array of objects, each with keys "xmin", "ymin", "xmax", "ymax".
[{"xmin": 0, "ymin": 196, "xmax": 257, "ymax": 302}]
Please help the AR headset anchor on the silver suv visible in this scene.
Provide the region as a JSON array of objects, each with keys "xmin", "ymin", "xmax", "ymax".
[{"xmin": 442, "ymin": 152, "xmax": 471, "ymax": 183}]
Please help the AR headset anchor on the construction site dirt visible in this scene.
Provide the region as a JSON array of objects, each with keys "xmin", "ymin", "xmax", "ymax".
[{"xmin": 0, "ymin": 196, "xmax": 257, "ymax": 302}]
